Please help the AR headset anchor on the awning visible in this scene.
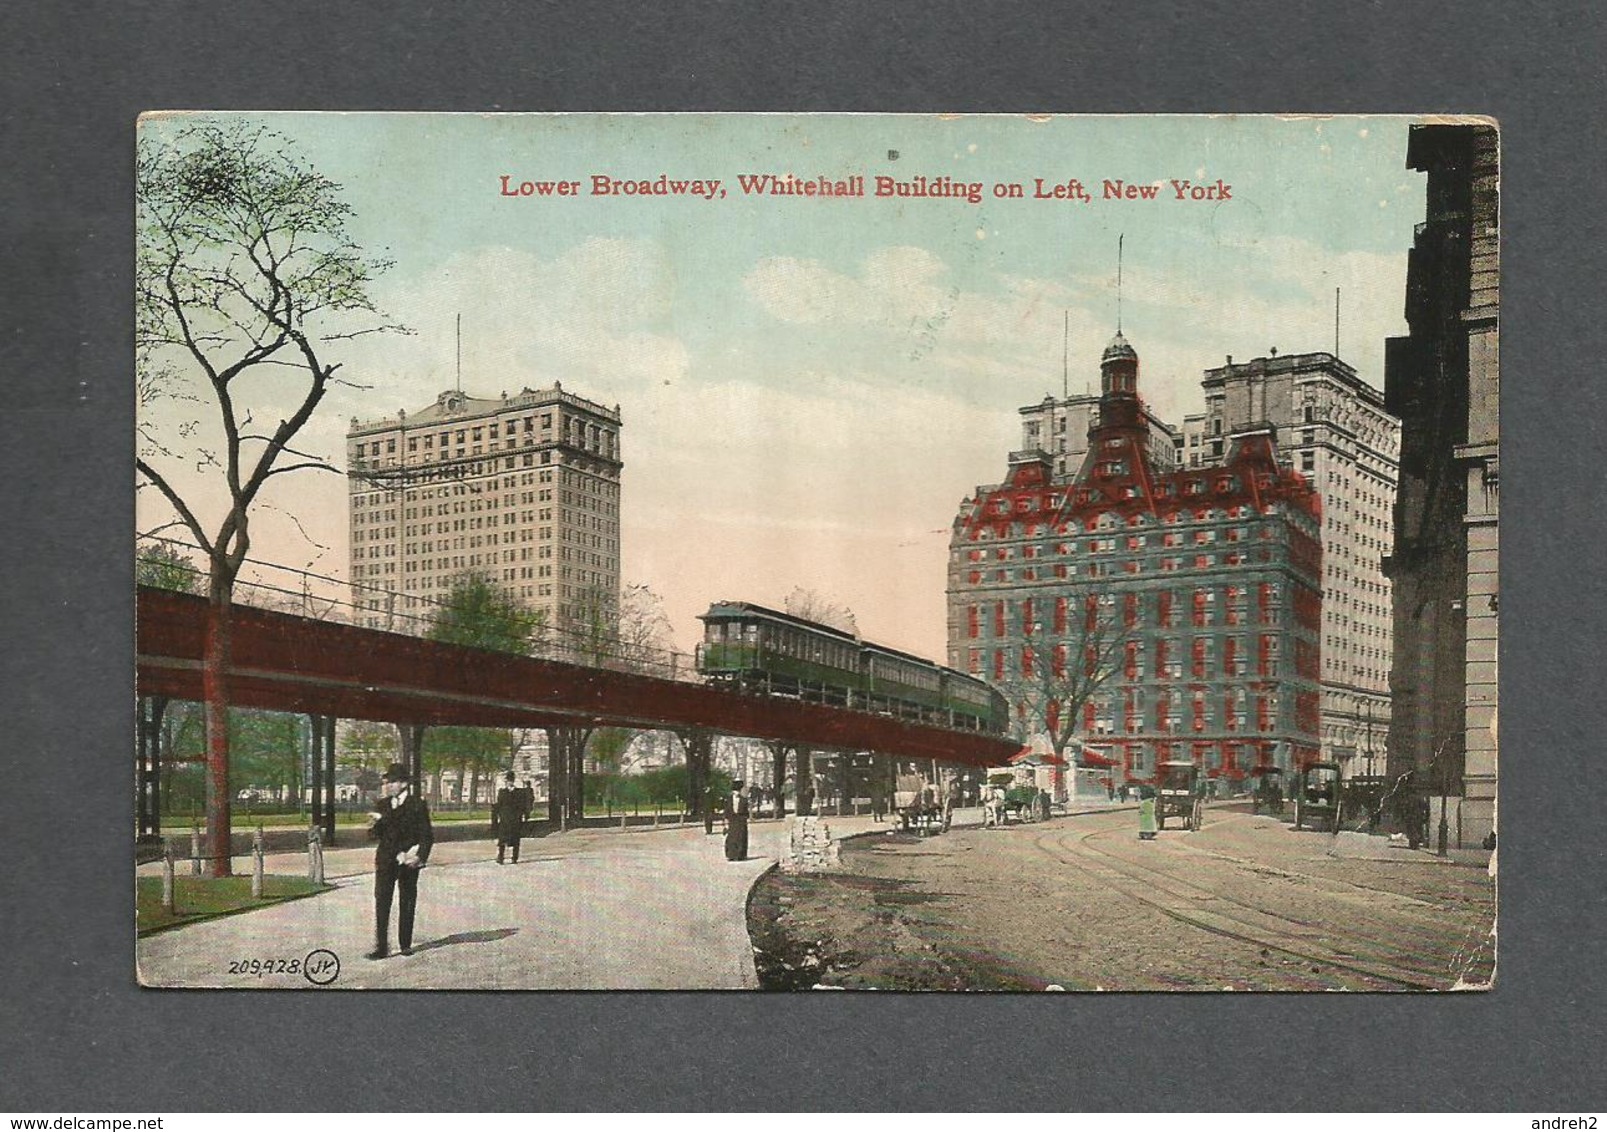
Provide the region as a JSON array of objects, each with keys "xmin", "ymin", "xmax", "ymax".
[{"xmin": 1009, "ymin": 745, "xmax": 1068, "ymax": 767}]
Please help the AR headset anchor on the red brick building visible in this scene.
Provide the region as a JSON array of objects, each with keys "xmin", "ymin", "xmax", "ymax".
[{"xmin": 947, "ymin": 332, "xmax": 1324, "ymax": 787}]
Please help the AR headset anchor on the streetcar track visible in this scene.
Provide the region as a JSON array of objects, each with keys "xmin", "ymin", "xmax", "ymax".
[
  {"xmin": 1028, "ymin": 824, "xmax": 1449, "ymax": 990},
  {"xmin": 1091, "ymin": 820, "xmax": 1482, "ymax": 949},
  {"xmin": 1177, "ymin": 811, "xmax": 1482, "ymax": 909},
  {"xmin": 1080, "ymin": 825, "xmax": 1474, "ymax": 981},
  {"xmin": 1084, "ymin": 822, "xmax": 1485, "ymax": 985},
  {"xmin": 1179, "ymin": 812, "xmax": 1498, "ymax": 979}
]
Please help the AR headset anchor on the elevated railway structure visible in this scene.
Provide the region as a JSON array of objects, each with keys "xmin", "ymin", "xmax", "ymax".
[{"xmin": 136, "ymin": 587, "xmax": 1018, "ymax": 852}]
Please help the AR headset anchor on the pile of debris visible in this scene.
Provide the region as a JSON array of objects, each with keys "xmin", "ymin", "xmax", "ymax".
[{"xmin": 782, "ymin": 815, "xmax": 841, "ymax": 874}]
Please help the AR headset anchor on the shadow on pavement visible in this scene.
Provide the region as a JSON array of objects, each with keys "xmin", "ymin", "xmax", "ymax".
[{"xmin": 410, "ymin": 927, "xmax": 519, "ymax": 953}]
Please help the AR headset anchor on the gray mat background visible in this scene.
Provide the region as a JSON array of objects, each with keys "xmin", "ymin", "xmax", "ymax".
[{"xmin": 1, "ymin": 0, "xmax": 1596, "ymax": 1113}]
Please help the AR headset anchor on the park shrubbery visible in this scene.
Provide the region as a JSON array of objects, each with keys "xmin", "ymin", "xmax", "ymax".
[{"xmin": 585, "ymin": 766, "xmax": 733, "ymax": 811}]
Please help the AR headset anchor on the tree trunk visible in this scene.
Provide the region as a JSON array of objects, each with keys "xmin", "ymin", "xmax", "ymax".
[
  {"xmin": 769, "ymin": 742, "xmax": 789, "ymax": 820},
  {"xmin": 202, "ymin": 581, "xmax": 234, "ymax": 878}
]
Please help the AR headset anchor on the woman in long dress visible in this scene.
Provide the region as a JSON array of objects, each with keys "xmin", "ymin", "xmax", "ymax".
[{"xmin": 724, "ymin": 781, "xmax": 750, "ymax": 861}]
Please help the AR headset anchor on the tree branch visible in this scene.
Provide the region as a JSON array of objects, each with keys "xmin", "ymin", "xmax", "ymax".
[{"xmin": 135, "ymin": 457, "xmax": 215, "ymax": 559}]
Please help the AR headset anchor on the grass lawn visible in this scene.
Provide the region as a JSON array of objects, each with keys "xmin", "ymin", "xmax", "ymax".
[
  {"xmin": 159, "ymin": 809, "xmax": 495, "ymax": 828},
  {"xmin": 137, "ymin": 874, "xmax": 330, "ymax": 936}
]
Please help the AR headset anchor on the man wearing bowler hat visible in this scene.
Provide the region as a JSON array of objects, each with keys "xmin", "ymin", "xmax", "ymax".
[
  {"xmin": 367, "ymin": 762, "xmax": 434, "ymax": 959},
  {"xmin": 492, "ymin": 769, "xmax": 529, "ymax": 864}
]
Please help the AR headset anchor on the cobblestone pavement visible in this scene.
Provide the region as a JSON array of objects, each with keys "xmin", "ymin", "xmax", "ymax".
[{"xmin": 749, "ymin": 803, "xmax": 1497, "ymax": 992}]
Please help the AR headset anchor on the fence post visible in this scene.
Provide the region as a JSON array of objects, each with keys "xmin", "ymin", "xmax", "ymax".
[
  {"xmin": 189, "ymin": 827, "xmax": 202, "ymax": 877},
  {"xmin": 162, "ymin": 838, "xmax": 177, "ymax": 915},
  {"xmin": 251, "ymin": 826, "xmax": 265, "ymax": 898}
]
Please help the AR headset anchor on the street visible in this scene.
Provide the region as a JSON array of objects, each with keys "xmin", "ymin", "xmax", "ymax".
[{"xmin": 749, "ymin": 804, "xmax": 1497, "ymax": 991}]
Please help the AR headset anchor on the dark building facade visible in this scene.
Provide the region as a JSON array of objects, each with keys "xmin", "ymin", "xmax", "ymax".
[
  {"xmin": 1383, "ymin": 122, "xmax": 1499, "ymax": 847},
  {"xmin": 947, "ymin": 333, "xmax": 1324, "ymax": 788}
]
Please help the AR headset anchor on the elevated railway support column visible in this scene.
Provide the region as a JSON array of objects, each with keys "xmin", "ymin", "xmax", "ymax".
[
  {"xmin": 796, "ymin": 748, "xmax": 816, "ymax": 815},
  {"xmin": 400, "ymin": 725, "xmax": 427, "ymax": 796},
  {"xmin": 834, "ymin": 750, "xmax": 853, "ymax": 815},
  {"xmin": 545, "ymin": 727, "xmax": 593, "ymax": 828},
  {"xmin": 764, "ymin": 739, "xmax": 791, "ymax": 820},
  {"xmin": 137, "ymin": 696, "xmax": 167, "ymax": 840},
  {"xmin": 308, "ymin": 714, "xmax": 323, "ymax": 841},
  {"xmin": 679, "ymin": 729, "xmax": 714, "ymax": 822},
  {"xmin": 308, "ymin": 715, "xmax": 338, "ymax": 847}
]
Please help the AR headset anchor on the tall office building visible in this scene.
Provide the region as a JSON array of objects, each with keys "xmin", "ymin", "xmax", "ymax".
[
  {"xmin": 346, "ymin": 383, "xmax": 622, "ymax": 647},
  {"xmin": 1384, "ymin": 122, "xmax": 1499, "ymax": 848},
  {"xmin": 1017, "ymin": 391, "xmax": 1180, "ymax": 481},
  {"xmin": 948, "ymin": 333, "xmax": 1324, "ymax": 787},
  {"xmin": 1178, "ymin": 351, "xmax": 1400, "ymax": 777}
]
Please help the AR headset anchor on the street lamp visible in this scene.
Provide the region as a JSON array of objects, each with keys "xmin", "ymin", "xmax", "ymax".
[{"xmin": 1363, "ymin": 698, "xmax": 1376, "ymax": 779}]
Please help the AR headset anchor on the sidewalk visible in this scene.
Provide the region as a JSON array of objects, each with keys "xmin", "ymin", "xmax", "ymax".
[
  {"xmin": 134, "ymin": 802, "xmax": 1138, "ymax": 990},
  {"xmin": 137, "ymin": 820, "xmax": 793, "ymax": 990}
]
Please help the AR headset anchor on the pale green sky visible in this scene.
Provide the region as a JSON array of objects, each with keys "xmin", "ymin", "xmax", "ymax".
[{"xmin": 137, "ymin": 113, "xmax": 1427, "ymax": 659}]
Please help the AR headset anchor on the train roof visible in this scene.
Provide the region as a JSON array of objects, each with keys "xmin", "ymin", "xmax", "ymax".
[
  {"xmin": 859, "ymin": 638, "xmax": 944, "ymax": 667},
  {"xmin": 939, "ymin": 666, "xmax": 999, "ymax": 690},
  {"xmin": 701, "ymin": 600, "xmax": 993, "ymax": 684},
  {"xmin": 699, "ymin": 600, "xmax": 860, "ymax": 644}
]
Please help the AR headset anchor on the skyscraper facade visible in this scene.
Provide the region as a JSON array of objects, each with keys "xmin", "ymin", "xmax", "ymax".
[
  {"xmin": 346, "ymin": 383, "xmax": 622, "ymax": 644},
  {"xmin": 948, "ymin": 334, "xmax": 1323, "ymax": 787},
  {"xmin": 1384, "ymin": 122, "xmax": 1499, "ymax": 848},
  {"xmin": 1180, "ymin": 351, "xmax": 1400, "ymax": 777}
]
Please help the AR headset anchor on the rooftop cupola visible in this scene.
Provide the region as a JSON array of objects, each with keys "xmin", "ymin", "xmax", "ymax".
[{"xmin": 1099, "ymin": 330, "xmax": 1141, "ymax": 411}]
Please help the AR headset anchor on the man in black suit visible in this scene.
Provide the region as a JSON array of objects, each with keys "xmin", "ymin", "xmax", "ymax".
[
  {"xmin": 367, "ymin": 762, "xmax": 434, "ymax": 959},
  {"xmin": 493, "ymin": 770, "xmax": 529, "ymax": 864}
]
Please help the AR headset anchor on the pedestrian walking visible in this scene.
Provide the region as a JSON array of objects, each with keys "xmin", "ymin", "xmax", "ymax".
[
  {"xmin": 1137, "ymin": 785, "xmax": 1158, "ymax": 840},
  {"xmin": 704, "ymin": 783, "xmax": 719, "ymax": 835},
  {"xmin": 943, "ymin": 777, "xmax": 961, "ymax": 832},
  {"xmin": 724, "ymin": 779, "xmax": 750, "ymax": 861},
  {"xmin": 492, "ymin": 770, "xmax": 529, "ymax": 864},
  {"xmin": 367, "ymin": 762, "xmax": 433, "ymax": 959},
  {"xmin": 982, "ymin": 784, "xmax": 1003, "ymax": 829}
]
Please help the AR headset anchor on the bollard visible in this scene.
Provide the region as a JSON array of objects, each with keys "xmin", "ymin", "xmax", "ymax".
[
  {"xmin": 162, "ymin": 838, "xmax": 177, "ymax": 914},
  {"xmin": 620, "ymin": 811, "xmax": 628, "ymax": 831},
  {"xmin": 190, "ymin": 829, "xmax": 202, "ymax": 876},
  {"xmin": 307, "ymin": 826, "xmax": 325, "ymax": 886},
  {"xmin": 251, "ymin": 826, "xmax": 265, "ymax": 899}
]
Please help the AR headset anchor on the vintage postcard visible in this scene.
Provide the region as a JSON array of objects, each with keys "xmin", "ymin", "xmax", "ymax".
[{"xmin": 134, "ymin": 113, "xmax": 1497, "ymax": 990}]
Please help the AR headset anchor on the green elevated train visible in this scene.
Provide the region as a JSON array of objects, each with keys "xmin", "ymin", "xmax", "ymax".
[{"xmin": 695, "ymin": 600, "xmax": 1008, "ymax": 734}]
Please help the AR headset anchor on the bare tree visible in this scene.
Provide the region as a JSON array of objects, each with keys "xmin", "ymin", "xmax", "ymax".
[
  {"xmin": 568, "ymin": 581, "xmax": 676, "ymax": 674},
  {"xmin": 1000, "ymin": 595, "xmax": 1134, "ymax": 770},
  {"xmin": 135, "ymin": 121, "xmax": 404, "ymax": 875},
  {"xmin": 782, "ymin": 586, "xmax": 859, "ymax": 637},
  {"xmin": 615, "ymin": 582, "xmax": 676, "ymax": 673}
]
